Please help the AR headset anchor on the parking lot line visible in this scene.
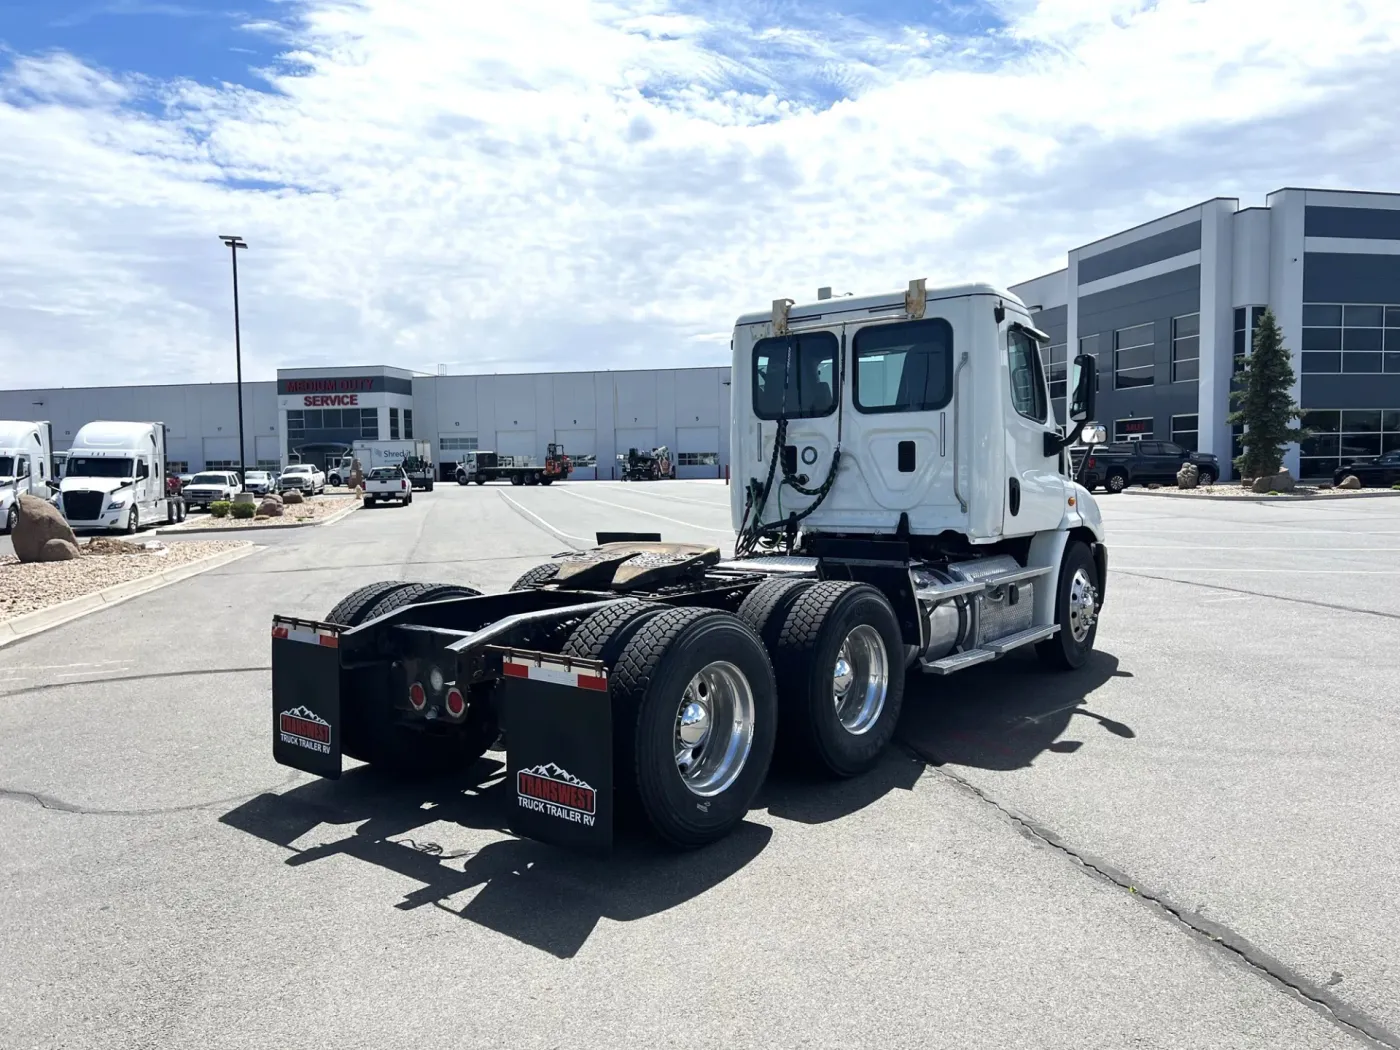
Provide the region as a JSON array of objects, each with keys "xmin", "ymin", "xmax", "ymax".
[
  {"xmin": 496, "ymin": 491, "xmax": 591, "ymax": 546},
  {"xmin": 556, "ymin": 487, "xmax": 733, "ymax": 534}
]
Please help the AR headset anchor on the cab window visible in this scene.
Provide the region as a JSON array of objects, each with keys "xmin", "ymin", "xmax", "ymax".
[
  {"xmin": 753, "ymin": 332, "xmax": 838, "ymax": 420},
  {"xmin": 853, "ymin": 318, "xmax": 953, "ymax": 414},
  {"xmin": 1007, "ymin": 328, "xmax": 1048, "ymax": 424}
]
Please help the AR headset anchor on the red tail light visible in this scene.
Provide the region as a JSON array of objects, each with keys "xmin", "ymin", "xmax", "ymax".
[
  {"xmin": 408, "ymin": 682, "xmax": 426, "ymax": 710},
  {"xmin": 444, "ymin": 687, "xmax": 465, "ymax": 717},
  {"xmin": 1086, "ymin": 457, "xmax": 1097, "ymax": 468},
  {"xmin": 401, "ymin": 480, "xmax": 408, "ymax": 489}
]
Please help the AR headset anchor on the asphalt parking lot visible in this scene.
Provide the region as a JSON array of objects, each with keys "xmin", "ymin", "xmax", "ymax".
[{"xmin": 3, "ymin": 481, "xmax": 1398, "ymax": 1049}]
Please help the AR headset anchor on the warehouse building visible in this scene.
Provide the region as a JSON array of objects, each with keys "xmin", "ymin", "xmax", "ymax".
[
  {"xmin": 0, "ymin": 365, "xmax": 732, "ymax": 481},
  {"xmin": 1011, "ymin": 187, "xmax": 1400, "ymax": 479},
  {"xmin": 3, "ymin": 186, "xmax": 1396, "ymax": 484}
]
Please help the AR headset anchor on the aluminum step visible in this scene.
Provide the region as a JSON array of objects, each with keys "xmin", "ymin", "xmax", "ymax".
[
  {"xmin": 916, "ymin": 565, "xmax": 1053, "ymax": 604},
  {"xmin": 920, "ymin": 648, "xmax": 997, "ymax": 675},
  {"xmin": 984, "ymin": 624, "xmax": 1059, "ymax": 654}
]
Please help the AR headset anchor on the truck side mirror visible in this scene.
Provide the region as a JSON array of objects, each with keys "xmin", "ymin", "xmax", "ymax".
[
  {"xmin": 1069, "ymin": 354, "xmax": 1097, "ymax": 424},
  {"xmin": 1080, "ymin": 423, "xmax": 1108, "ymax": 446}
]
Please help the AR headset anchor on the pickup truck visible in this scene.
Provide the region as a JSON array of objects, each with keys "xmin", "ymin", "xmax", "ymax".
[
  {"xmin": 184, "ymin": 470, "xmax": 241, "ymax": 510},
  {"xmin": 363, "ymin": 465, "xmax": 413, "ymax": 507},
  {"xmin": 280, "ymin": 464, "xmax": 325, "ymax": 495},
  {"xmin": 1079, "ymin": 440, "xmax": 1220, "ymax": 492}
]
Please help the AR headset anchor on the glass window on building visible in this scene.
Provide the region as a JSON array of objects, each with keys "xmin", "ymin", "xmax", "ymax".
[
  {"xmin": 1171, "ymin": 414, "xmax": 1199, "ymax": 452},
  {"xmin": 404, "ymin": 409, "xmax": 413, "ymax": 439},
  {"xmin": 1171, "ymin": 313, "xmax": 1199, "ymax": 382},
  {"xmin": 1044, "ymin": 342, "xmax": 1067, "ymax": 411},
  {"xmin": 678, "ymin": 452, "xmax": 719, "ymax": 466},
  {"xmin": 440, "ymin": 435, "xmax": 479, "ymax": 452},
  {"xmin": 359, "ymin": 409, "xmax": 378, "ymax": 439},
  {"xmin": 1298, "ymin": 409, "xmax": 1400, "ymax": 477},
  {"xmin": 1301, "ymin": 303, "xmax": 1400, "ymax": 375},
  {"xmin": 1113, "ymin": 418, "xmax": 1152, "ymax": 442},
  {"xmin": 205, "ymin": 459, "xmax": 237, "ymax": 471},
  {"xmin": 389, "ymin": 407, "xmax": 400, "ymax": 440},
  {"xmin": 168, "ymin": 460, "xmax": 189, "ymax": 475},
  {"xmin": 1113, "ymin": 323, "xmax": 1154, "ymax": 389},
  {"xmin": 257, "ymin": 459, "xmax": 280, "ymax": 471}
]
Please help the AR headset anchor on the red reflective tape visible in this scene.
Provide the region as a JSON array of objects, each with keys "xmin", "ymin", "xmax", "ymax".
[
  {"xmin": 578, "ymin": 674, "xmax": 608, "ymax": 692},
  {"xmin": 319, "ymin": 634, "xmax": 339, "ymax": 649},
  {"xmin": 272, "ymin": 625, "xmax": 288, "ymax": 640},
  {"xmin": 502, "ymin": 661, "xmax": 529, "ymax": 679}
]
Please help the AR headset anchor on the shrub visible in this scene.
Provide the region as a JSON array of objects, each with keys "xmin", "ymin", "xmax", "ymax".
[
  {"xmin": 210, "ymin": 501, "xmax": 232, "ymax": 518},
  {"xmin": 1393, "ymin": 483, "xmax": 1400, "ymax": 491},
  {"xmin": 230, "ymin": 501, "xmax": 257, "ymax": 519}
]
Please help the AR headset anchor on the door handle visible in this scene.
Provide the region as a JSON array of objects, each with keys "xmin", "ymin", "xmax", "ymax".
[{"xmin": 1009, "ymin": 477, "xmax": 1021, "ymax": 516}]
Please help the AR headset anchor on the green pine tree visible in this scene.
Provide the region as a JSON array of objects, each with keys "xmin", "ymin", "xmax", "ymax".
[{"xmin": 1228, "ymin": 308, "xmax": 1304, "ymax": 478}]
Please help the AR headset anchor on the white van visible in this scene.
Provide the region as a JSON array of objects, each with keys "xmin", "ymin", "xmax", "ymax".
[{"xmin": 60, "ymin": 421, "xmax": 179, "ymax": 532}]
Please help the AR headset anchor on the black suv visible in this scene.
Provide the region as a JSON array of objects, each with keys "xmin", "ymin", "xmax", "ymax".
[{"xmin": 1079, "ymin": 441, "xmax": 1220, "ymax": 493}]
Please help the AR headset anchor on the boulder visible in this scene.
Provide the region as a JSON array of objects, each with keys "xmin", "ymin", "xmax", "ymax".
[
  {"xmin": 1251, "ymin": 469, "xmax": 1296, "ymax": 494},
  {"xmin": 40, "ymin": 537, "xmax": 81, "ymax": 561},
  {"xmin": 1176, "ymin": 462, "xmax": 1199, "ymax": 490},
  {"xmin": 13, "ymin": 494, "xmax": 79, "ymax": 564},
  {"xmin": 1337, "ymin": 474, "xmax": 1362, "ymax": 490},
  {"xmin": 257, "ymin": 497, "xmax": 284, "ymax": 517},
  {"xmin": 283, "ymin": 490, "xmax": 305, "ymax": 505}
]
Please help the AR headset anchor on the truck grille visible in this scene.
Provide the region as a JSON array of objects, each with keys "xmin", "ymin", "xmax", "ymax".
[{"xmin": 63, "ymin": 490, "xmax": 105, "ymax": 520}]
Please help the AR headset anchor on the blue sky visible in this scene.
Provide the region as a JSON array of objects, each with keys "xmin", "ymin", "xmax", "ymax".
[{"xmin": 1, "ymin": 0, "xmax": 1398, "ymax": 387}]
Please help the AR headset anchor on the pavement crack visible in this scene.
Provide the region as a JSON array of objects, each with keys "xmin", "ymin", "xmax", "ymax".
[
  {"xmin": 1116, "ymin": 570, "xmax": 1400, "ymax": 622},
  {"xmin": 0, "ymin": 773, "xmax": 304, "ymax": 818},
  {"xmin": 0, "ymin": 665, "xmax": 269, "ymax": 697},
  {"xmin": 906, "ymin": 747, "xmax": 1400, "ymax": 1050}
]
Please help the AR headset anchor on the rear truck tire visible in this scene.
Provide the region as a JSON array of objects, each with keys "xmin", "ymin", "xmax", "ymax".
[
  {"xmin": 508, "ymin": 562, "xmax": 561, "ymax": 591},
  {"xmin": 1105, "ymin": 468, "xmax": 1129, "ymax": 494},
  {"xmin": 405, "ymin": 491, "xmax": 413, "ymax": 505},
  {"xmin": 1036, "ymin": 541, "xmax": 1101, "ymax": 671},
  {"xmin": 563, "ymin": 600, "xmax": 669, "ymax": 665},
  {"xmin": 771, "ymin": 581, "xmax": 905, "ymax": 778},
  {"xmin": 540, "ymin": 477, "xmax": 554, "ymax": 486},
  {"xmin": 510, "ymin": 473, "xmax": 523, "ymax": 486},
  {"xmin": 737, "ymin": 576, "xmax": 818, "ymax": 650},
  {"xmin": 166, "ymin": 502, "xmax": 175, "ymax": 525},
  {"xmin": 426, "ymin": 480, "xmax": 434, "ymax": 492},
  {"xmin": 5, "ymin": 503, "xmax": 18, "ymax": 533},
  {"xmin": 474, "ymin": 476, "xmax": 485, "ymax": 485},
  {"xmin": 1197, "ymin": 467, "xmax": 1218, "ymax": 486},
  {"xmin": 609, "ymin": 607, "xmax": 778, "ymax": 849},
  {"xmin": 325, "ymin": 580, "xmax": 413, "ymax": 626},
  {"xmin": 364, "ymin": 496, "xmax": 375, "ymax": 507},
  {"xmin": 335, "ymin": 582, "xmax": 492, "ymax": 773}
]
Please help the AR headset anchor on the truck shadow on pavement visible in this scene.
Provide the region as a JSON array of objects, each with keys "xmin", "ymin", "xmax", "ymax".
[
  {"xmin": 220, "ymin": 762, "xmax": 770, "ymax": 960},
  {"xmin": 762, "ymin": 650, "xmax": 1133, "ymax": 828}
]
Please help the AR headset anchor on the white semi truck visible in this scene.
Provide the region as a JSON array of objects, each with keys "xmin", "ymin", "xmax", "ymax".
[
  {"xmin": 0, "ymin": 420, "xmax": 56, "ymax": 534},
  {"xmin": 266, "ymin": 279, "xmax": 1107, "ymax": 855},
  {"xmin": 60, "ymin": 421, "xmax": 181, "ymax": 532}
]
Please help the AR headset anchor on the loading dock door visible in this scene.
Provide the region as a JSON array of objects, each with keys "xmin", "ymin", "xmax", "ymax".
[
  {"xmin": 495, "ymin": 430, "xmax": 537, "ymax": 463},
  {"xmin": 676, "ymin": 426, "xmax": 720, "ymax": 479}
]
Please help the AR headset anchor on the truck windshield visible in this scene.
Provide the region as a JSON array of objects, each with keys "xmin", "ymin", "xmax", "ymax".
[
  {"xmin": 67, "ymin": 457, "xmax": 134, "ymax": 478},
  {"xmin": 752, "ymin": 332, "xmax": 838, "ymax": 420},
  {"xmin": 191, "ymin": 473, "xmax": 228, "ymax": 485},
  {"xmin": 853, "ymin": 317, "xmax": 953, "ymax": 414},
  {"xmin": 0, "ymin": 456, "xmax": 12, "ymax": 477}
]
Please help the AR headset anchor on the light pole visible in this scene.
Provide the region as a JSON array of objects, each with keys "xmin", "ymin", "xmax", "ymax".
[{"xmin": 218, "ymin": 235, "xmax": 249, "ymax": 487}]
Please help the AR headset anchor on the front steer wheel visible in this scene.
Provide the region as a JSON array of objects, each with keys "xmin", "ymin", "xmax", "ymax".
[
  {"xmin": 607, "ymin": 607, "xmax": 777, "ymax": 850},
  {"xmin": 1036, "ymin": 542, "xmax": 1101, "ymax": 670}
]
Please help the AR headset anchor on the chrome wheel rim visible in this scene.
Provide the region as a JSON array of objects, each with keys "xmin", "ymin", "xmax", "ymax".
[
  {"xmin": 674, "ymin": 661, "xmax": 755, "ymax": 797},
  {"xmin": 1108, "ymin": 474, "xmax": 1125, "ymax": 491},
  {"xmin": 1068, "ymin": 568, "xmax": 1099, "ymax": 643},
  {"xmin": 832, "ymin": 624, "xmax": 888, "ymax": 735}
]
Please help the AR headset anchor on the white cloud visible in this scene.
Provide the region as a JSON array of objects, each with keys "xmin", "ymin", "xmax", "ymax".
[{"xmin": 1, "ymin": 0, "xmax": 1399, "ymax": 388}]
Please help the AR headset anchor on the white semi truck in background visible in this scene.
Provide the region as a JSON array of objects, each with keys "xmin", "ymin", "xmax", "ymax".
[
  {"xmin": 60, "ymin": 421, "xmax": 181, "ymax": 532},
  {"xmin": 0, "ymin": 420, "xmax": 56, "ymax": 534},
  {"xmin": 266, "ymin": 279, "xmax": 1107, "ymax": 856}
]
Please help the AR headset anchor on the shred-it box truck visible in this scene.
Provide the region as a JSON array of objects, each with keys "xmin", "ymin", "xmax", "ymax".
[
  {"xmin": 351, "ymin": 440, "xmax": 434, "ymax": 491},
  {"xmin": 268, "ymin": 280, "xmax": 1108, "ymax": 855},
  {"xmin": 60, "ymin": 421, "xmax": 184, "ymax": 532},
  {"xmin": 0, "ymin": 420, "xmax": 56, "ymax": 534}
]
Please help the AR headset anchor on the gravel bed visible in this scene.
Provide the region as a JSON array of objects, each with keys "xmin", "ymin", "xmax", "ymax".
[
  {"xmin": 1122, "ymin": 484, "xmax": 1400, "ymax": 499},
  {"xmin": 164, "ymin": 494, "xmax": 359, "ymax": 530},
  {"xmin": 0, "ymin": 540, "xmax": 249, "ymax": 623}
]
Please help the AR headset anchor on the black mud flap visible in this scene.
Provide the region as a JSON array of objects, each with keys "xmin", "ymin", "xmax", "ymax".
[
  {"xmin": 271, "ymin": 618, "xmax": 343, "ymax": 779},
  {"xmin": 494, "ymin": 648, "xmax": 613, "ymax": 856}
]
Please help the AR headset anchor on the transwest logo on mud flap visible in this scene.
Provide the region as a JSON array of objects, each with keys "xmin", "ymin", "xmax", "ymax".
[
  {"xmin": 279, "ymin": 706, "xmax": 332, "ymax": 754},
  {"xmin": 517, "ymin": 763, "xmax": 596, "ymax": 826}
]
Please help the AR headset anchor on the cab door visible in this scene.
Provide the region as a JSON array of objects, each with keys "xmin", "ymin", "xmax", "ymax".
[{"xmin": 1003, "ymin": 326, "xmax": 1066, "ymax": 536}]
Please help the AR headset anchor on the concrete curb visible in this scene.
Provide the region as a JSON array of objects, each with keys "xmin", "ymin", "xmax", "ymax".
[
  {"xmin": 1122, "ymin": 489, "xmax": 1400, "ymax": 503},
  {"xmin": 0, "ymin": 544, "xmax": 259, "ymax": 649},
  {"xmin": 154, "ymin": 499, "xmax": 361, "ymax": 536}
]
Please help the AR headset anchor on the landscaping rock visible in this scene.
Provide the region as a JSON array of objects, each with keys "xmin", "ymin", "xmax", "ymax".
[
  {"xmin": 84, "ymin": 537, "xmax": 144, "ymax": 555},
  {"xmin": 13, "ymin": 494, "xmax": 79, "ymax": 564},
  {"xmin": 1176, "ymin": 463, "xmax": 1199, "ymax": 489},
  {"xmin": 1251, "ymin": 469, "xmax": 1296, "ymax": 494},
  {"xmin": 40, "ymin": 538, "xmax": 81, "ymax": 561},
  {"xmin": 1337, "ymin": 474, "xmax": 1362, "ymax": 490},
  {"xmin": 257, "ymin": 497, "xmax": 285, "ymax": 517},
  {"xmin": 283, "ymin": 490, "xmax": 305, "ymax": 505}
]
